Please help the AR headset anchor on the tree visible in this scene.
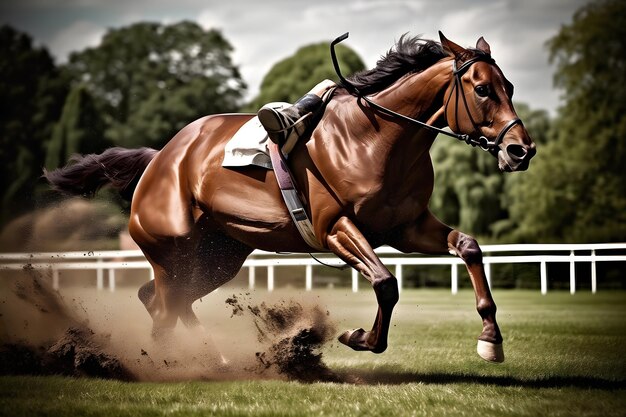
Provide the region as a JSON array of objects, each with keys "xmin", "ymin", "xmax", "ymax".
[
  {"xmin": 64, "ymin": 21, "xmax": 246, "ymax": 149},
  {"xmin": 246, "ymin": 42, "xmax": 365, "ymax": 111},
  {"xmin": 505, "ymin": 0, "xmax": 626, "ymax": 243},
  {"xmin": 430, "ymin": 101, "xmax": 552, "ymax": 240},
  {"xmin": 512, "ymin": 103, "xmax": 551, "ymax": 146},
  {"xmin": 430, "ymin": 137, "xmax": 504, "ymax": 238},
  {"xmin": 45, "ymin": 84, "xmax": 107, "ymax": 170},
  {"xmin": 0, "ymin": 25, "xmax": 68, "ymax": 223}
]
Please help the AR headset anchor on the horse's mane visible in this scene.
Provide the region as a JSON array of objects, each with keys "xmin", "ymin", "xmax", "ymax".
[
  {"xmin": 345, "ymin": 34, "xmax": 491, "ymax": 96},
  {"xmin": 345, "ymin": 34, "xmax": 448, "ymax": 95}
]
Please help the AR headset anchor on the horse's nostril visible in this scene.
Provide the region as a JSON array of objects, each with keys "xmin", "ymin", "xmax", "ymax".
[{"xmin": 506, "ymin": 144, "xmax": 527, "ymax": 160}]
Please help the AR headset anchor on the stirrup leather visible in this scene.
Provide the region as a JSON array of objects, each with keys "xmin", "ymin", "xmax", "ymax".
[
  {"xmin": 281, "ymin": 112, "xmax": 313, "ymax": 154},
  {"xmin": 258, "ymin": 107, "xmax": 312, "ymax": 155}
]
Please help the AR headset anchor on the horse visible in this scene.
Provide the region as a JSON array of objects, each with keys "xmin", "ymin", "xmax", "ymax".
[{"xmin": 45, "ymin": 32, "xmax": 536, "ymax": 364}]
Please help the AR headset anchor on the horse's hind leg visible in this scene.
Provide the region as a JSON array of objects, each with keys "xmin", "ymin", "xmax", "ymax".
[
  {"xmin": 169, "ymin": 227, "xmax": 252, "ymax": 364},
  {"xmin": 133, "ymin": 219, "xmax": 252, "ymax": 338},
  {"xmin": 390, "ymin": 210, "xmax": 504, "ymax": 362},
  {"xmin": 177, "ymin": 225, "xmax": 253, "ymax": 330},
  {"xmin": 134, "ymin": 241, "xmax": 192, "ymax": 338}
]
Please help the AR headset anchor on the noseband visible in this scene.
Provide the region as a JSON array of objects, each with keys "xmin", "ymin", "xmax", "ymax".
[{"xmin": 330, "ymin": 33, "xmax": 521, "ymax": 153}]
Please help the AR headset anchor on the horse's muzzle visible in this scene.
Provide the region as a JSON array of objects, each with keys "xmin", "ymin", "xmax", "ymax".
[{"xmin": 498, "ymin": 143, "xmax": 536, "ymax": 172}]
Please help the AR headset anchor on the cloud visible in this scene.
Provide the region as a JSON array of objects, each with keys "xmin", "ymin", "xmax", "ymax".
[
  {"xmin": 196, "ymin": 1, "xmax": 433, "ymax": 101},
  {"xmin": 48, "ymin": 20, "xmax": 105, "ymax": 63},
  {"xmin": 1, "ymin": 0, "xmax": 587, "ymax": 112},
  {"xmin": 436, "ymin": 2, "xmax": 572, "ymax": 113}
]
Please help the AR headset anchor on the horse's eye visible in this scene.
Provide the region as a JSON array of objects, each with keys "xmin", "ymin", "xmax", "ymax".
[{"xmin": 475, "ymin": 85, "xmax": 490, "ymax": 97}]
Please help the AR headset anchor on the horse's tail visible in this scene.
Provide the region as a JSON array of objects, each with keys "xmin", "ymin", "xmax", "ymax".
[{"xmin": 43, "ymin": 147, "xmax": 158, "ymax": 201}]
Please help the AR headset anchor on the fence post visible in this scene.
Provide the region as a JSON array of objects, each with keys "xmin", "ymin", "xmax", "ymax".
[
  {"xmin": 352, "ymin": 269, "xmax": 358, "ymax": 293},
  {"xmin": 484, "ymin": 262, "xmax": 491, "ymax": 289},
  {"xmin": 540, "ymin": 261, "xmax": 547, "ymax": 295},
  {"xmin": 108, "ymin": 268, "xmax": 115, "ymax": 292},
  {"xmin": 394, "ymin": 264, "xmax": 403, "ymax": 293},
  {"xmin": 267, "ymin": 265, "xmax": 274, "ymax": 291},
  {"xmin": 451, "ymin": 263, "xmax": 458, "ymax": 295},
  {"xmin": 52, "ymin": 267, "xmax": 59, "ymax": 290},
  {"xmin": 591, "ymin": 250, "xmax": 597, "ymax": 294},
  {"xmin": 305, "ymin": 265, "xmax": 313, "ymax": 291},
  {"xmin": 569, "ymin": 250, "xmax": 576, "ymax": 294},
  {"xmin": 248, "ymin": 266, "xmax": 256, "ymax": 290},
  {"xmin": 96, "ymin": 259, "xmax": 104, "ymax": 290}
]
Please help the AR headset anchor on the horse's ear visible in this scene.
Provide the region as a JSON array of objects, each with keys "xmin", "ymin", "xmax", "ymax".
[
  {"xmin": 476, "ymin": 36, "xmax": 491, "ymax": 54},
  {"xmin": 438, "ymin": 31, "xmax": 465, "ymax": 58}
]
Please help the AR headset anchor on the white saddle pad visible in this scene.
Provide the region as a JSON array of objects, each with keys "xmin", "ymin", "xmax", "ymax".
[{"xmin": 222, "ymin": 102, "xmax": 290, "ymax": 169}]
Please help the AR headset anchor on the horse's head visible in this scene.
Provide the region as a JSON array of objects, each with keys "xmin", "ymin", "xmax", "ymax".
[{"xmin": 439, "ymin": 32, "xmax": 536, "ymax": 172}]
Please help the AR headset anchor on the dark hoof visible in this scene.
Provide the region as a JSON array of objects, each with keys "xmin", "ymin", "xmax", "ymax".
[
  {"xmin": 338, "ymin": 328, "xmax": 367, "ymax": 350},
  {"xmin": 337, "ymin": 328, "xmax": 386, "ymax": 352}
]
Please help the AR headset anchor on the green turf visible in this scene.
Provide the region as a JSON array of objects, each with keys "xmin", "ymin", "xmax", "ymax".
[{"xmin": 1, "ymin": 289, "xmax": 625, "ymax": 417}]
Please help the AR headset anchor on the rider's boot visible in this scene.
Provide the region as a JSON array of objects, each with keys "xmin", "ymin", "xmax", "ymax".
[{"xmin": 258, "ymin": 94, "xmax": 324, "ymax": 154}]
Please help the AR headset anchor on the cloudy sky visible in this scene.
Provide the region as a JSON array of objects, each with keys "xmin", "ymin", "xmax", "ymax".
[{"xmin": 2, "ymin": 0, "xmax": 589, "ymax": 114}]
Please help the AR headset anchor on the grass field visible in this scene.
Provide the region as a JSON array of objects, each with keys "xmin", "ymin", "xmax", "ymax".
[{"xmin": 1, "ymin": 288, "xmax": 625, "ymax": 416}]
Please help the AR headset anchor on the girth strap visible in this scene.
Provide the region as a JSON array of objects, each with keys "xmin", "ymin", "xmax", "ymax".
[{"xmin": 268, "ymin": 141, "xmax": 326, "ymax": 252}]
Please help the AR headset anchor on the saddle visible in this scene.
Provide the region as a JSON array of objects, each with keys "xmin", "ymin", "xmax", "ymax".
[{"xmin": 222, "ymin": 89, "xmax": 335, "ymax": 251}]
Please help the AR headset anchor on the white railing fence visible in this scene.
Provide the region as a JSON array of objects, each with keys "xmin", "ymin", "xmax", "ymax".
[{"xmin": 1, "ymin": 243, "xmax": 624, "ymax": 295}]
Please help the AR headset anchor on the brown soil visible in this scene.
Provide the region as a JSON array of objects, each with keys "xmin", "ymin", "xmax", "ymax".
[
  {"xmin": 0, "ymin": 327, "xmax": 134, "ymax": 380},
  {"xmin": 0, "ymin": 271, "xmax": 340, "ymax": 383},
  {"xmin": 228, "ymin": 294, "xmax": 339, "ymax": 382},
  {"xmin": 0, "ymin": 271, "xmax": 134, "ymax": 380}
]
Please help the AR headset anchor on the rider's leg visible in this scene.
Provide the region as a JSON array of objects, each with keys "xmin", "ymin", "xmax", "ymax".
[{"xmin": 258, "ymin": 79, "xmax": 336, "ymax": 152}]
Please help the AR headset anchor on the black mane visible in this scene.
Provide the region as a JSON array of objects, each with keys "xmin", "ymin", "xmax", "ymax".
[{"xmin": 346, "ymin": 34, "xmax": 448, "ymax": 95}]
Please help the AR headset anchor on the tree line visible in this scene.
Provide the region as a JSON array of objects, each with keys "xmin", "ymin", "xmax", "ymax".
[
  {"xmin": 422, "ymin": 0, "xmax": 625, "ymax": 244},
  {"xmin": 0, "ymin": 0, "xmax": 624, "ymax": 245}
]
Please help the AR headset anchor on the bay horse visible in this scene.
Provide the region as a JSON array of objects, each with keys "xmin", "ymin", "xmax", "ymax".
[{"xmin": 46, "ymin": 32, "xmax": 535, "ymax": 363}]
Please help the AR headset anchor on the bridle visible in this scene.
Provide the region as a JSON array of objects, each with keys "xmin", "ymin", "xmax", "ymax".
[
  {"xmin": 445, "ymin": 57, "xmax": 522, "ymax": 153},
  {"xmin": 330, "ymin": 33, "xmax": 522, "ymax": 153}
]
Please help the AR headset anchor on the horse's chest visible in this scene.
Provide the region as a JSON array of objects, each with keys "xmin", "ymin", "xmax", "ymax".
[
  {"xmin": 354, "ymin": 161, "xmax": 434, "ymax": 230},
  {"xmin": 356, "ymin": 195, "xmax": 427, "ymax": 230},
  {"xmin": 308, "ymin": 140, "xmax": 435, "ymax": 233}
]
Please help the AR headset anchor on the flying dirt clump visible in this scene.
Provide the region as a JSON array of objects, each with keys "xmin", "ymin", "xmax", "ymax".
[
  {"xmin": 1, "ymin": 269, "xmax": 341, "ymax": 382},
  {"xmin": 226, "ymin": 294, "xmax": 340, "ymax": 382},
  {"xmin": 0, "ymin": 271, "xmax": 135, "ymax": 380},
  {"xmin": 45, "ymin": 326, "xmax": 134, "ymax": 380}
]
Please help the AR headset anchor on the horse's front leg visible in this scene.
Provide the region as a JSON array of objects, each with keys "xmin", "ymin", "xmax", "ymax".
[
  {"xmin": 389, "ymin": 210, "xmax": 504, "ymax": 362},
  {"xmin": 327, "ymin": 216, "xmax": 399, "ymax": 353}
]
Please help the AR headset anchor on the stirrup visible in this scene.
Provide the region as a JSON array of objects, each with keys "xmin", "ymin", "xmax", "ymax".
[
  {"xmin": 258, "ymin": 106, "xmax": 290, "ymax": 145},
  {"xmin": 258, "ymin": 108, "xmax": 313, "ymax": 154},
  {"xmin": 258, "ymin": 94, "xmax": 323, "ymax": 154}
]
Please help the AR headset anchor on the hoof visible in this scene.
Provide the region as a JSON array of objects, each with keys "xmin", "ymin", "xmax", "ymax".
[
  {"xmin": 338, "ymin": 328, "xmax": 363, "ymax": 345},
  {"xmin": 477, "ymin": 340, "xmax": 505, "ymax": 363},
  {"xmin": 338, "ymin": 328, "xmax": 370, "ymax": 351}
]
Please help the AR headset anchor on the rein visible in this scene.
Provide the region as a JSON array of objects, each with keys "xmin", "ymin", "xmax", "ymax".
[{"xmin": 330, "ymin": 33, "xmax": 521, "ymax": 153}]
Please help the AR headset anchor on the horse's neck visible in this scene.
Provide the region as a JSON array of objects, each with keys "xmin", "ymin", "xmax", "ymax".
[
  {"xmin": 361, "ymin": 59, "xmax": 453, "ymax": 165},
  {"xmin": 376, "ymin": 59, "xmax": 452, "ymax": 140}
]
